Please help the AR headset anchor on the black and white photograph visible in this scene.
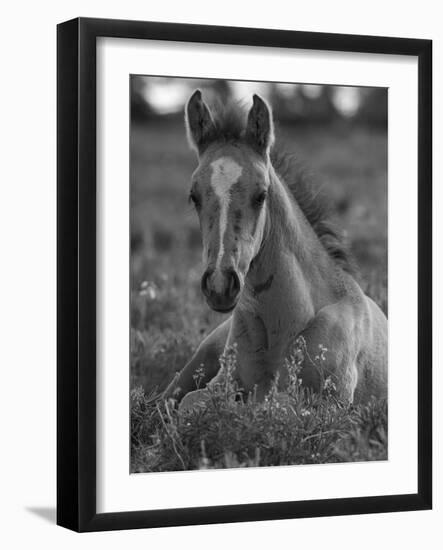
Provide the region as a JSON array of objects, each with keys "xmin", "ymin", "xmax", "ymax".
[
  {"xmin": 0, "ymin": 1, "xmax": 437, "ymax": 543},
  {"xmin": 130, "ymin": 76, "xmax": 388, "ymax": 473}
]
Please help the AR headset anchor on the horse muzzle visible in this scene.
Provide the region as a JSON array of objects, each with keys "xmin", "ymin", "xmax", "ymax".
[{"xmin": 201, "ymin": 267, "xmax": 241, "ymax": 312}]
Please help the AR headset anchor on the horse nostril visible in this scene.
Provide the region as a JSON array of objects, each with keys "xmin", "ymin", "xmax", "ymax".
[
  {"xmin": 226, "ymin": 269, "xmax": 240, "ymax": 299},
  {"xmin": 201, "ymin": 269, "xmax": 212, "ymax": 298}
]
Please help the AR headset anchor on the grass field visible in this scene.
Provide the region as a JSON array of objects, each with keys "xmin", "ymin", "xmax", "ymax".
[{"xmin": 130, "ymin": 118, "xmax": 388, "ymax": 472}]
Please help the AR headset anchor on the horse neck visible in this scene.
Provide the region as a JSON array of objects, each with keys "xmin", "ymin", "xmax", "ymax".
[{"xmin": 240, "ymin": 166, "xmax": 338, "ymax": 334}]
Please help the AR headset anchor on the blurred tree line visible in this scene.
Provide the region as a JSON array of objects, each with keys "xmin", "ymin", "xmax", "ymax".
[{"xmin": 131, "ymin": 76, "xmax": 387, "ymax": 128}]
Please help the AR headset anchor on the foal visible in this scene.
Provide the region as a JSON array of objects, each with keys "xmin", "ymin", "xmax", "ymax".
[{"xmin": 164, "ymin": 90, "xmax": 387, "ymax": 406}]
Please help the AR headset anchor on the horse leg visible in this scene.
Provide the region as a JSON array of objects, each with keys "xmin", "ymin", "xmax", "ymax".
[
  {"xmin": 179, "ymin": 350, "xmax": 245, "ymax": 412},
  {"xmin": 162, "ymin": 317, "xmax": 231, "ymax": 403},
  {"xmin": 288, "ymin": 299, "xmax": 364, "ymax": 404}
]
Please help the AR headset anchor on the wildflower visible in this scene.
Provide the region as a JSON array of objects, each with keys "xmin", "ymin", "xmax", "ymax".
[
  {"xmin": 139, "ymin": 281, "xmax": 157, "ymax": 300},
  {"xmin": 284, "ymin": 335, "xmax": 305, "ymax": 397},
  {"xmin": 323, "ymin": 376, "xmax": 337, "ymax": 395},
  {"xmin": 315, "ymin": 344, "xmax": 328, "ymax": 363},
  {"xmin": 192, "ymin": 364, "xmax": 205, "ymax": 389}
]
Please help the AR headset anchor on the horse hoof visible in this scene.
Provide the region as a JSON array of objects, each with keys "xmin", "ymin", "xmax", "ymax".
[{"xmin": 179, "ymin": 389, "xmax": 211, "ymax": 413}]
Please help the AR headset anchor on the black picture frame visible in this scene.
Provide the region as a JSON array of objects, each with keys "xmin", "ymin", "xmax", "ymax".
[{"xmin": 57, "ymin": 17, "xmax": 432, "ymax": 532}]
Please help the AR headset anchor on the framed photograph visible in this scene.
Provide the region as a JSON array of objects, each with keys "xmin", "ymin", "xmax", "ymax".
[{"xmin": 57, "ymin": 17, "xmax": 432, "ymax": 532}]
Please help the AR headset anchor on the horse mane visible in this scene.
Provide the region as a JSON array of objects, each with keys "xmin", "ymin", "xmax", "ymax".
[
  {"xmin": 208, "ymin": 100, "xmax": 356, "ymax": 275},
  {"xmin": 271, "ymin": 150, "xmax": 356, "ymax": 274}
]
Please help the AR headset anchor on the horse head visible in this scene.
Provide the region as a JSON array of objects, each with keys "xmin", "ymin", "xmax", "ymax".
[{"xmin": 185, "ymin": 90, "xmax": 274, "ymax": 312}]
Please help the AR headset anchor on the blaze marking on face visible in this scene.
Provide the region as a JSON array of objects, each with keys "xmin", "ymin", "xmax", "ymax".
[{"xmin": 210, "ymin": 157, "xmax": 243, "ymax": 268}]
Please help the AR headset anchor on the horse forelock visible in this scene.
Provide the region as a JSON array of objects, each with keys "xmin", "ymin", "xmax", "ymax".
[{"xmin": 207, "ymin": 100, "xmax": 247, "ymax": 143}]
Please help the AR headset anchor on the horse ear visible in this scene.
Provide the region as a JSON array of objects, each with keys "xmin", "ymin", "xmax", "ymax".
[
  {"xmin": 245, "ymin": 94, "xmax": 275, "ymax": 156},
  {"xmin": 185, "ymin": 90, "xmax": 216, "ymax": 154}
]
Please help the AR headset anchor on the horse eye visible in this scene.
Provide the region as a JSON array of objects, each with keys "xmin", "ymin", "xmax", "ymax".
[
  {"xmin": 253, "ymin": 190, "xmax": 267, "ymax": 207},
  {"xmin": 189, "ymin": 191, "xmax": 201, "ymax": 208}
]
